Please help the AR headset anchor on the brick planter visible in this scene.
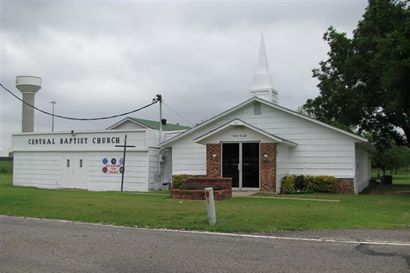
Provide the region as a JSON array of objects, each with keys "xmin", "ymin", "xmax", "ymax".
[{"xmin": 171, "ymin": 177, "xmax": 232, "ymax": 200}]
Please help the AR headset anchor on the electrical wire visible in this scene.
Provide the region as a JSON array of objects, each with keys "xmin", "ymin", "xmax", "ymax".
[
  {"xmin": 0, "ymin": 82, "xmax": 160, "ymax": 121},
  {"xmin": 163, "ymin": 101, "xmax": 194, "ymax": 126}
]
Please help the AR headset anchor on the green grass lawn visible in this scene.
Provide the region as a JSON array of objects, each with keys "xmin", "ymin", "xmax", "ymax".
[
  {"xmin": 372, "ymin": 169, "xmax": 410, "ymax": 185},
  {"xmin": 0, "ymin": 173, "xmax": 409, "ymax": 233},
  {"xmin": 393, "ymin": 172, "xmax": 410, "ymax": 185}
]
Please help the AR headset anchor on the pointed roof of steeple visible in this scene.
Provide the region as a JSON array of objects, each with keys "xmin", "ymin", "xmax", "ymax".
[
  {"xmin": 250, "ymin": 33, "xmax": 277, "ymax": 103},
  {"xmin": 255, "ymin": 33, "xmax": 270, "ymax": 74},
  {"xmin": 252, "ymin": 33, "xmax": 274, "ymax": 91}
]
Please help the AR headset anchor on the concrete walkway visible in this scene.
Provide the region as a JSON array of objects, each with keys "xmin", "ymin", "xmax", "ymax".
[{"xmin": 232, "ymin": 191, "xmax": 257, "ymax": 197}]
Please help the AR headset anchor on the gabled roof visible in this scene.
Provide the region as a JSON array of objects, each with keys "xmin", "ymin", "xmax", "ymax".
[
  {"xmin": 107, "ymin": 117, "xmax": 191, "ymax": 131},
  {"xmin": 194, "ymin": 118, "xmax": 297, "ymax": 147},
  {"xmin": 161, "ymin": 96, "xmax": 368, "ymax": 146}
]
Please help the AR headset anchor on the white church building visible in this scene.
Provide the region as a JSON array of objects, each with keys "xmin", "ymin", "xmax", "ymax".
[{"xmin": 11, "ymin": 37, "xmax": 373, "ymax": 194}]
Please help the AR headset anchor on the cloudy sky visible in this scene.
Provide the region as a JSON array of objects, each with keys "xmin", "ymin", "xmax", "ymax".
[{"xmin": 0, "ymin": 0, "xmax": 368, "ymax": 155}]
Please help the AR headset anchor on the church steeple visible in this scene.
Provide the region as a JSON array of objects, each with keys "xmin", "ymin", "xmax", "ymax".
[{"xmin": 250, "ymin": 34, "xmax": 278, "ymax": 104}]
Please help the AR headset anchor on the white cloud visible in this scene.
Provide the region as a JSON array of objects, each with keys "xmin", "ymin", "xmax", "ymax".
[{"xmin": 0, "ymin": 0, "xmax": 368, "ymax": 155}]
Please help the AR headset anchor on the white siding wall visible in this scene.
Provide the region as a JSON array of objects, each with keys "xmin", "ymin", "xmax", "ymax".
[
  {"xmin": 172, "ymin": 140, "xmax": 207, "ymax": 175},
  {"xmin": 146, "ymin": 129, "xmax": 160, "ymax": 148},
  {"xmin": 13, "ymin": 152, "xmax": 62, "ymax": 189},
  {"xmin": 148, "ymin": 148, "xmax": 160, "ymax": 190},
  {"xmin": 237, "ymin": 104, "xmax": 355, "ymax": 179},
  {"xmin": 170, "ymin": 102, "xmax": 356, "ymax": 181},
  {"xmin": 12, "ymin": 130, "xmax": 155, "ymax": 192},
  {"xmin": 14, "ymin": 151, "xmax": 149, "ymax": 191},
  {"xmin": 355, "ymin": 146, "xmax": 370, "ymax": 193},
  {"xmin": 160, "ymin": 148, "xmax": 173, "ymax": 184}
]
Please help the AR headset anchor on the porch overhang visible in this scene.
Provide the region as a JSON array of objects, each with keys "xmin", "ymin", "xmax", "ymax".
[{"xmin": 193, "ymin": 118, "xmax": 297, "ymax": 147}]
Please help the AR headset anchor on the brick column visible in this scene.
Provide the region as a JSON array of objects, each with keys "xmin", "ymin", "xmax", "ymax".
[
  {"xmin": 260, "ymin": 143, "xmax": 276, "ymax": 192},
  {"xmin": 206, "ymin": 144, "xmax": 221, "ymax": 177},
  {"xmin": 335, "ymin": 178, "xmax": 354, "ymax": 193}
]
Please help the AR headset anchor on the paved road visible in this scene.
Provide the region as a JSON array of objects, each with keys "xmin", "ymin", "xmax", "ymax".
[{"xmin": 0, "ymin": 216, "xmax": 409, "ymax": 273}]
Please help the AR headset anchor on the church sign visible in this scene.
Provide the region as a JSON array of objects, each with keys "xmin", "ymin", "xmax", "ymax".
[
  {"xmin": 27, "ymin": 136, "xmax": 121, "ymax": 146},
  {"xmin": 12, "ymin": 130, "xmax": 147, "ymax": 152}
]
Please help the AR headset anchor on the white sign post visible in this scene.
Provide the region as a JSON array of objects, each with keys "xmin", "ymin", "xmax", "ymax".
[{"xmin": 204, "ymin": 187, "xmax": 216, "ymax": 225}]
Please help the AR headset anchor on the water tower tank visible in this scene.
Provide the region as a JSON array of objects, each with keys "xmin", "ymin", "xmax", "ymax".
[{"xmin": 16, "ymin": 76, "xmax": 42, "ymax": 132}]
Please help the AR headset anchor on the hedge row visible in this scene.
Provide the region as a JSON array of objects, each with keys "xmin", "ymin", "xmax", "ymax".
[
  {"xmin": 280, "ymin": 175, "xmax": 336, "ymax": 194},
  {"xmin": 172, "ymin": 174, "xmax": 191, "ymax": 189}
]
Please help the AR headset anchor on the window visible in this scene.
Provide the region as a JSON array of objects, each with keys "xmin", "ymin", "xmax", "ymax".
[
  {"xmin": 66, "ymin": 159, "xmax": 70, "ymax": 168},
  {"xmin": 80, "ymin": 159, "xmax": 83, "ymax": 168}
]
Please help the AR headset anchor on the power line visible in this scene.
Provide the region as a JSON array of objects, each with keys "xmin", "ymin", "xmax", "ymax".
[
  {"xmin": 0, "ymin": 82, "xmax": 160, "ymax": 121},
  {"xmin": 163, "ymin": 101, "xmax": 194, "ymax": 126}
]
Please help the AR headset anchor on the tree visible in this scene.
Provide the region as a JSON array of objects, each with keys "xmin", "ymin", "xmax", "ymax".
[
  {"xmin": 303, "ymin": 0, "xmax": 410, "ymax": 147},
  {"xmin": 372, "ymin": 145, "xmax": 410, "ymax": 176}
]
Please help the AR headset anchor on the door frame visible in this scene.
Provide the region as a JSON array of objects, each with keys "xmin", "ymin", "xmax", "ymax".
[{"xmin": 220, "ymin": 141, "xmax": 260, "ymax": 191}]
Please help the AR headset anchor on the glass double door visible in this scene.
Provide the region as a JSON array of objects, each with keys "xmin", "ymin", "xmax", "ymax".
[{"xmin": 222, "ymin": 143, "xmax": 259, "ymax": 189}]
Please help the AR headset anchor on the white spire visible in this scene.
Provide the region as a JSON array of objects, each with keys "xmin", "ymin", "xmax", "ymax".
[
  {"xmin": 254, "ymin": 34, "xmax": 271, "ymax": 77},
  {"xmin": 251, "ymin": 33, "xmax": 278, "ymax": 104}
]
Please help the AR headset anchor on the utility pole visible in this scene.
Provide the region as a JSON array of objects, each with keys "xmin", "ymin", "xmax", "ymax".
[
  {"xmin": 154, "ymin": 94, "xmax": 163, "ymax": 189},
  {"xmin": 50, "ymin": 101, "xmax": 56, "ymax": 132},
  {"xmin": 115, "ymin": 134, "xmax": 135, "ymax": 192},
  {"xmin": 157, "ymin": 94, "xmax": 163, "ymax": 144}
]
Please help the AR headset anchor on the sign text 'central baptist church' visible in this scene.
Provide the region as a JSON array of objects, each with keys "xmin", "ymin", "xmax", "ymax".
[{"xmin": 28, "ymin": 136, "xmax": 121, "ymax": 145}]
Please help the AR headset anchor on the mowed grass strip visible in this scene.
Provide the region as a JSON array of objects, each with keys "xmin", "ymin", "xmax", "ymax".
[
  {"xmin": 394, "ymin": 172, "xmax": 410, "ymax": 185},
  {"xmin": 0, "ymin": 174, "xmax": 409, "ymax": 232},
  {"xmin": 372, "ymin": 169, "xmax": 410, "ymax": 185}
]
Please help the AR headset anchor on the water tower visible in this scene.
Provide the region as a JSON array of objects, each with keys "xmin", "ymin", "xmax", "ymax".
[{"xmin": 16, "ymin": 76, "xmax": 42, "ymax": 132}]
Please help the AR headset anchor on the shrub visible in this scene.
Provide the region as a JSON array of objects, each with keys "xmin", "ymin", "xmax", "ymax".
[
  {"xmin": 172, "ymin": 174, "xmax": 191, "ymax": 189},
  {"xmin": 281, "ymin": 175, "xmax": 336, "ymax": 194},
  {"xmin": 318, "ymin": 176, "xmax": 336, "ymax": 192},
  {"xmin": 305, "ymin": 176, "xmax": 336, "ymax": 193},
  {"xmin": 281, "ymin": 175, "xmax": 296, "ymax": 194}
]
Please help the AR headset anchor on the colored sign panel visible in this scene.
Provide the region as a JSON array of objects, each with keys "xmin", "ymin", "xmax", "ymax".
[{"xmin": 101, "ymin": 157, "xmax": 123, "ymax": 174}]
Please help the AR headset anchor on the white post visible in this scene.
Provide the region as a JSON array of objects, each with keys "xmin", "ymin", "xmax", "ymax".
[{"xmin": 204, "ymin": 187, "xmax": 216, "ymax": 225}]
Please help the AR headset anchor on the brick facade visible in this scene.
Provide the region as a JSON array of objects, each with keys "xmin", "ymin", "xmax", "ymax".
[
  {"xmin": 335, "ymin": 178, "xmax": 354, "ymax": 193},
  {"xmin": 206, "ymin": 144, "xmax": 221, "ymax": 177},
  {"xmin": 260, "ymin": 143, "xmax": 276, "ymax": 192},
  {"xmin": 205, "ymin": 142, "xmax": 277, "ymax": 192}
]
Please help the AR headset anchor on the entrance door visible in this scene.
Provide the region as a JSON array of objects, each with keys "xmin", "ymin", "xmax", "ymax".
[
  {"xmin": 62, "ymin": 153, "xmax": 87, "ymax": 189},
  {"xmin": 222, "ymin": 143, "xmax": 240, "ymax": 187},
  {"xmin": 222, "ymin": 143, "xmax": 259, "ymax": 189},
  {"xmin": 242, "ymin": 143, "xmax": 259, "ymax": 188}
]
